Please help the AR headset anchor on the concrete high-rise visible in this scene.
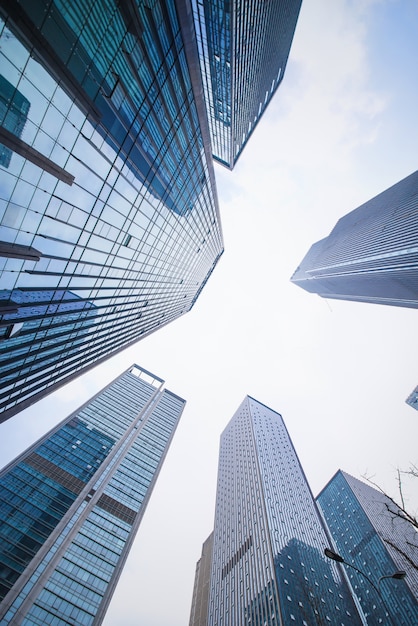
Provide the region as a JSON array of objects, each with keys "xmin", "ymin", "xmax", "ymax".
[
  {"xmin": 317, "ymin": 470, "xmax": 418, "ymax": 625},
  {"xmin": 189, "ymin": 532, "xmax": 214, "ymax": 626},
  {"xmin": 191, "ymin": 0, "xmax": 303, "ymax": 168},
  {"xmin": 0, "ymin": 364, "xmax": 185, "ymax": 625},
  {"xmin": 291, "ymin": 170, "xmax": 418, "ymax": 308},
  {"xmin": 201, "ymin": 397, "xmax": 362, "ymax": 626},
  {"xmin": 0, "ymin": 0, "xmax": 223, "ymax": 422}
]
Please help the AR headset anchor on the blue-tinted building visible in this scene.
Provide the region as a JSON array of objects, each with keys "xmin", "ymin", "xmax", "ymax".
[
  {"xmin": 405, "ymin": 385, "xmax": 418, "ymax": 411},
  {"xmin": 192, "ymin": 0, "xmax": 303, "ymax": 168},
  {"xmin": 0, "ymin": 364, "xmax": 185, "ymax": 625},
  {"xmin": 0, "ymin": 0, "xmax": 223, "ymax": 422},
  {"xmin": 0, "ymin": 75, "xmax": 30, "ymax": 168},
  {"xmin": 317, "ymin": 470, "xmax": 418, "ymax": 625},
  {"xmin": 202, "ymin": 397, "xmax": 362, "ymax": 626},
  {"xmin": 291, "ymin": 170, "xmax": 418, "ymax": 308},
  {"xmin": 0, "ymin": 289, "xmax": 97, "ymax": 389}
]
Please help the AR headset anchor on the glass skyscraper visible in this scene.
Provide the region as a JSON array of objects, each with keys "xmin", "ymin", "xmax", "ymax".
[
  {"xmin": 0, "ymin": 364, "xmax": 185, "ymax": 625},
  {"xmin": 317, "ymin": 470, "xmax": 418, "ymax": 625},
  {"xmin": 291, "ymin": 170, "xmax": 418, "ymax": 308},
  {"xmin": 200, "ymin": 397, "xmax": 362, "ymax": 626},
  {"xmin": 0, "ymin": 0, "xmax": 224, "ymax": 422},
  {"xmin": 191, "ymin": 0, "xmax": 303, "ymax": 168},
  {"xmin": 405, "ymin": 385, "xmax": 418, "ymax": 410}
]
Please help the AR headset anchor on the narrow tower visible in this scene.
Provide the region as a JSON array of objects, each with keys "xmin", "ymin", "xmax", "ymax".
[
  {"xmin": 202, "ymin": 396, "xmax": 362, "ymax": 625},
  {"xmin": 0, "ymin": 364, "xmax": 185, "ymax": 625},
  {"xmin": 189, "ymin": 532, "xmax": 214, "ymax": 626}
]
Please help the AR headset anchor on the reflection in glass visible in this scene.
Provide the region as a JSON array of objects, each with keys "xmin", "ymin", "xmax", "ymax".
[
  {"xmin": 0, "ymin": 365, "xmax": 185, "ymax": 624},
  {"xmin": 317, "ymin": 471, "xmax": 418, "ymax": 625},
  {"xmin": 205, "ymin": 398, "xmax": 362, "ymax": 626},
  {"xmin": 0, "ymin": 1, "xmax": 224, "ymax": 422}
]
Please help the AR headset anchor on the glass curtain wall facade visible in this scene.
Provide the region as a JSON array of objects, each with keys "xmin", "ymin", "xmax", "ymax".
[
  {"xmin": 405, "ymin": 385, "xmax": 418, "ymax": 410},
  {"xmin": 191, "ymin": 0, "xmax": 303, "ymax": 168},
  {"xmin": 0, "ymin": 364, "xmax": 185, "ymax": 625},
  {"xmin": 317, "ymin": 470, "xmax": 418, "ymax": 625},
  {"xmin": 0, "ymin": 0, "xmax": 223, "ymax": 422},
  {"xmin": 291, "ymin": 170, "xmax": 418, "ymax": 308},
  {"xmin": 206, "ymin": 397, "xmax": 362, "ymax": 626}
]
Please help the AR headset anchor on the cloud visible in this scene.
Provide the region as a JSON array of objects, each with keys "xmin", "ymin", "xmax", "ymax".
[{"xmin": 243, "ymin": 0, "xmax": 387, "ymax": 177}]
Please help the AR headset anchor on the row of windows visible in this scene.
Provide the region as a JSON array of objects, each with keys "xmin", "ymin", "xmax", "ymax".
[{"xmin": 0, "ymin": 0, "xmax": 223, "ymax": 418}]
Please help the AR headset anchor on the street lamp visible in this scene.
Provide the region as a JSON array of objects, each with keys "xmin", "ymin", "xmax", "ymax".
[
  {"xmin": 324, "ymin": 548, "xmax": 406, "ymax": 625},
  {"xmin": 324, "ymin": 548, "xmax": 344, "ymax": 563},
  {"xmin": 379, "ymin": 571, "xmax": 406, "ymax": 583}
]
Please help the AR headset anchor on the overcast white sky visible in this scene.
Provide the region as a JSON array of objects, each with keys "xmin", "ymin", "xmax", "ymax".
[{"xmin": 1, "ymin": 1, "xmax": 418, "ymax": 625}]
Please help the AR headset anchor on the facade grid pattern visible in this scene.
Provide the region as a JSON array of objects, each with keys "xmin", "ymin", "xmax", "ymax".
[
  {"xmin": 405, "ymin": 385, "xmax": 418, "ymax": 410},
  {"xmin": 291, "ymin": 170, "xmax": 418, "ymax": 308},
  {"xmin": 191, "ymin": 0, "xmax": 302, "ymax": 168},
  {"xmin": 205, "ymin": 397, "xmax": 362, "ymax": 626},
  {"xmin": 317, "ymin": 471, "xmax": 418, "ymax": 625},
  {"xmin": 0, "ymin": 364, "xmax": 185, "ymax": 625},
  {"xmin": 0, "ymin": 0, "xmax": 224, "ymax": 422},
  {"xmin": 189, "ymin": 532, "xmax": 214, "ymax": 626}
]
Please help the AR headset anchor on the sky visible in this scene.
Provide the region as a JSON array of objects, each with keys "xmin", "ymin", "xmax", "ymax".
[{"xmin": 1, "ymin": 0, "xmax": 418, "ymax": 624}]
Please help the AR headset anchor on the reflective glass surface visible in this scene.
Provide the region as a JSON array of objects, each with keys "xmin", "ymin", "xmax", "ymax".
[
  {"xmin": 0, "ymin": 75, "xmax": 30, "ymax": 167},
  {"xmin": 0, "ymin": 365, "xmax": 185, "ymax": 624},
  {"xmin": 192, "ymin": 0, "xmax": 302, "ymax": 168},
  {"xmin": 0, "ymin": 1, "xmax": 223, "ymax": 421},
  {"xmin": 405, "ymin": 385, "xmax": 418, "ymax": 410},
  {"xmin": 317, "ymin": 471, "xmax": 418, "ymax": 625},
  {"xmin": 291, "ymin": 170, "xmax": 418, "ymax": 308},
  {"xmin": 207, "ymin": 397, "xmax": 361, "ymax": 626}
]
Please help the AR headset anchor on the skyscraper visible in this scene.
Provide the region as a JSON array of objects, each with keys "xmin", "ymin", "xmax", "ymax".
[
  {"xmin": 317, "ymin": 470, "xmax": 418, "ymax": 625},
  {"xmin": 0, "ymin": 364, "xmax": 185, "ymax": 625},
  {"xmin": 189, "ymin": 532, "xmax": 214, "ymax": 626},
  {"xmin": 191, "ymin": 0, "xmax": 303, "ymax": 168},
  {"xmin": 405, "ymin": 385, "xmax": 418, "ymax": 410},
  {"xmin": 202, "ymin": 396, "xmax": 362, "ymax": 626},
  {"xmin": 0, "ymin": 0, "xmax": 224, "ymax": 422},
  {"xmin": 290, "ymin": 170, "xmax": 418, "ymax": 308}
]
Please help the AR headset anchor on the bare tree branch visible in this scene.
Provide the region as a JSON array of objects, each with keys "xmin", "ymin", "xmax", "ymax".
[
  {"xmin": 406, "ymin": 540, "xmax": 418, "ymax": 552},
  {"xmin": 360, "ymin": 469, "xmax": 418, "ymax": 575},
  {"xmin": 402, "ymin": 463, "xmax": 418, "ymax": 479},
  {"xmin": 362, "ymin": 471, "xmax": 418, "ymax": 530},
  {"xmin": 397, "ymin": 468, "xmax": 406, "ymax": 510},
  {"xmin": 383, "ymin": 538, "xmax": 418, "ymax": 572}
]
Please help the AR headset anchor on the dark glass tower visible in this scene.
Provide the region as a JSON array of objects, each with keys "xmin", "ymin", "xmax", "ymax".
[
  {"xmin": 317, "ymin": 471, "xmax": 418, "ymax": 625},
  {"xmin": 191, "ymin": 0, "xmax": 303, "ymax": 168},
  {"xmin": 0, "ymin": 364, "xmax": 185, "ymax": 625},
  {"xmin": 202, "ymin": 397, "xmax": 362, "ymax": 626},
  {"xmin": 0, "ymin": 0, "xmax": 224, "ymax": 422},
  {"xmin": 291, "ymin": 170, "xmax": 418, "ymax": 308}
]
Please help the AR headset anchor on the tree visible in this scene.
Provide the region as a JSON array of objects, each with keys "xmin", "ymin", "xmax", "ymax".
[{"xmin": 363, "ymin": 465, "xmax": 418, "ymax": 572}]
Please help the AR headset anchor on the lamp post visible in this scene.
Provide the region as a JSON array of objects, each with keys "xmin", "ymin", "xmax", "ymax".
[{"xmin": 324, "ymin": 548, "xmax": 406, "ymax": 625}]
